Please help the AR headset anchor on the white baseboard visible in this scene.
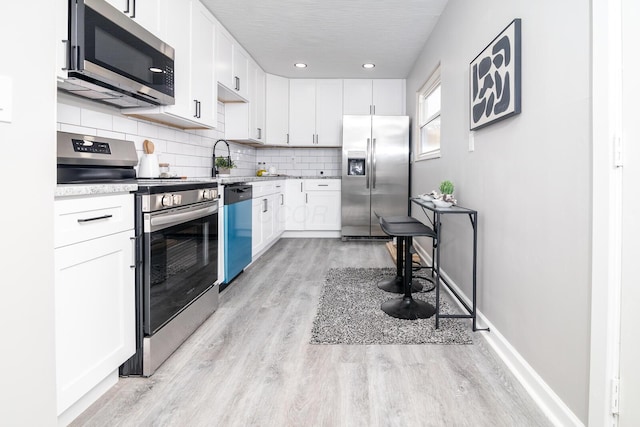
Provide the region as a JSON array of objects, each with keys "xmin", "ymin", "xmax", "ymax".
[
  {"xmin": 281, "ymin": 230, "xmax": 341, "ymax": 238},
  {"xmin": 413, "ymin": 241, "xmax": 584, "ymax": 427}
]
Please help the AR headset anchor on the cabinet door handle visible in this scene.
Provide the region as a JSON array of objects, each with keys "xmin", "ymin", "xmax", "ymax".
[
  {"xmin": 124, "ymin": 0, "xmax": 130, "ymax": 14},
  {"xmin": 300, "ymin": 182, "xmax": 303, "ymax": 192},
  {"xmin": 235, "ymin": 76, "xmax": 240, "ymax": 91},
  {"xmin": 77, "ymin": 214, "xmax": 113, "ymax": 223},
  {"xmin": 257, "ymin": 128, "xmax": 262, "ymax": 139},
  {"xmin": 286, "ymin": 133, "xmax": 290, "ymax": 144},
  {"xmin": 130, "ymin": 236, "xmax": 136, "ymax": 269},
  {"xmin": 263, "ymin": 198, "xmax": 268, "ymax": 213},
  {"xmin": 280, "ymin": 193, "xmax": 284, "ymax": 205},
  {"xmin": 61, "ymin": 40, "xmax": 69, "ymax": 70},
  {"xmin": 131, "ymin": 0, "xmax": 136, "ymax": 18},
  {"xmin": 194, "ymin": 99, "xmax": 198, "ymax": 118},
  {"xmin": 305, "ymin": 193, "xmax": 308, "ymax": 203}
]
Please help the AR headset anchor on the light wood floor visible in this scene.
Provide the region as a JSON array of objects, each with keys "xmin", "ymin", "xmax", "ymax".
[{"xmin": 72, "ymin": 238, "xmax": 551, "ymax": 427}]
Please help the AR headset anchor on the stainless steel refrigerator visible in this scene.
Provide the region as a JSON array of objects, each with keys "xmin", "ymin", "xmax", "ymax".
[{"xmin": 341, "ymin": 115, "xmax": 410, "ymax": 238}]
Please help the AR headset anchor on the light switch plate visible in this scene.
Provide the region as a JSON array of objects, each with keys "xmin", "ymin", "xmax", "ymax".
[
  {"xmin": 0, "ymin": 75, "xmax": 13, "ymax": 124},
  {"xmin": 468, "ymin": 131, "xmax": 475, "ymax": 152}
]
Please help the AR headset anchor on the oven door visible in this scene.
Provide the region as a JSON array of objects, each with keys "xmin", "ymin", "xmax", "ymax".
[{"xmin": 142, "ymin": 202, "xmax": 218, "ymax": 335}]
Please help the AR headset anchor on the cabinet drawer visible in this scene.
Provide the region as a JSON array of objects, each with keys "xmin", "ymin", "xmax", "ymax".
[
  {"xmin": 251, "ymin": 181, "xmax": 272, "ymax": 198},
  {"xmin": 55, "ymin": 193, "xmax": 134, "ymax": 248},
  {"xmin": 304, "ymin": 179, "xmax": 341, "ymax": 191}
]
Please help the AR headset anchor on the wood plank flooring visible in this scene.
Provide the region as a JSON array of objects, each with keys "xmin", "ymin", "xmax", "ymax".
[{"xmin": 72, "ymin": 238, "xmax": 551, "ymax": 427}]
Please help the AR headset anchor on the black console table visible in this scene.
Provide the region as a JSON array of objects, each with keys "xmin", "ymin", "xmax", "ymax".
[{"xmin": 411, "ymin": 198, "xmax": 489, "ymax": 332}]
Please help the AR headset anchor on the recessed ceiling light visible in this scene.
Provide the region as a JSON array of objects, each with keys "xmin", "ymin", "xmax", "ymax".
[
  {"xmin": 294, "ymin": 63, "xmax": 307, "ymax": 68},
  {"xmin": 362, "ymin": 63, "xmax": 375, "ymax": 69}
]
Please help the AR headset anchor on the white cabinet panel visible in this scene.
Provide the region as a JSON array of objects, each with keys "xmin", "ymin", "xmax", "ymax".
[
  {"xmin": 343, "ymin": 79, "xmax": 373, "ymax": 115},
  {"xmin": 306, "ymin": 191, "xmax": 341, "ymax": 230},
  {"xmin": 315, "ymin": 79, "xmax": 343, "ymax": 146},
  {"xmin": 55, "ymin": 194, "xmax": 135, "ymax": 415},
  {"xmin": 216, "ymin": 29, "xmax": 234, "ymax": 90},
  {"xmin": 289, "ymin": 79, "xmax": 343, "ymax": 147},
  {"xmin": 285, "ymin": 179, "xmax": 306, "ymax": 230},
  {"xmin": 265, "ymin": 74, "xmax": 289, "ymax": 146},
  {"xmin": 225, "ymin": 60, "xmax": 265, "ymax": 143},
  {"xmin": 372, "ymin": 79, "xmax": 406, "ymax": 116},
  {"xmin": 289, "ymin": 79, "xmax": 316, "ymax": 146},
  {"xmin": 216, "ymin": 29, "xmax": 249, "ymax": 101},
  {"xmin": 105, "ymin": 0, "xmax": 161, "ymax": 34},
  {"xmin": 251, "ymin": 180, "xmax": 285, "ymax": 257},
  {"xmin": 343, "ymin": 79, "xmax": 406, "ymax": 116},
  {"xmin": 285, "ymin": 179, "xmax": 341, "ymax": 231},
  {"xmin": 55, "ymin": 229, "xmax": 135, "ymax": 414},
  {"xmin": 122, "ymin": 0, "xmax": 217, "ymax": 129}
]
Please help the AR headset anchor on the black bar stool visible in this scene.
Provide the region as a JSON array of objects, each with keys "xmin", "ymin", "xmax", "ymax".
[
  {"xmin": 377, "ymin": 216, "xmax": 428, "ymax": 294},
  {"xmin": 379, "ymin": 217, "xmax": 437, "ymax": 320}
]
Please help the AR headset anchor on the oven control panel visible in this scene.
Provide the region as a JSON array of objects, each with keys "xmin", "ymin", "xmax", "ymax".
[{"xmin": 140, "ymin": 187, "xmax": 218, "ymax": 213}]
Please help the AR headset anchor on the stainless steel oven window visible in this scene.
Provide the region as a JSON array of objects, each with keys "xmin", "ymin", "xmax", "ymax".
[{"xmin": 142, "ymin": 202, "xmax": 218, "ymax": 335}]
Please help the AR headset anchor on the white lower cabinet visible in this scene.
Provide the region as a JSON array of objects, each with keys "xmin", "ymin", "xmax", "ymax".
[
  {"xmin": 251, "ymin": 181, "xmax": 285, "ymax": 257},
  {"xmin": 285, "ymin": 179, "xmax": 341, "ymax": 231},
  {"xmin": 54, "ymin": 193, "xmax": 135, "ymax": 422}
]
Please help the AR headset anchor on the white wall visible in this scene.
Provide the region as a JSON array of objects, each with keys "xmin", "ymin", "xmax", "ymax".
[
  {"xmin": 407, "ymin": 0, "xmax": 591, "ymax": 422},
  {"xmin": 0, "ymin": 1, "xmax": 58, "ymax": 425}
]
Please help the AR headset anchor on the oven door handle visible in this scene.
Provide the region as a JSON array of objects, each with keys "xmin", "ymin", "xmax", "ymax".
[{"xmin": 150, "ymin": 205, "xmax": 218, "ymax": 230}]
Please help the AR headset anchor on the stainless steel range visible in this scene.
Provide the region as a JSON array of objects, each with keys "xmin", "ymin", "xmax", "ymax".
[
  {"xmin": 124, "ymin": 180, "xmax": 219, "ymax": 377},
  {"xmin": 57, "ymin": 131, "xmax": 220, "ymax": 377}
]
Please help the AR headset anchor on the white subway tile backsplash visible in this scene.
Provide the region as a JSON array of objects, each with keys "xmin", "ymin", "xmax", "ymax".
[
  {"xmin": 59, "ymin": 123, "xmax": 97, "ymax": 135},
  {"xmin": 113, "ymin": 115, "xmax": 138, "ymax": 134},
  {"xmin": 81, "ymin": 109, "xmax": 113, "ymax": 130},
  {"xmin": 57, "ymin": 102, "xmax": 81, "ymax": 125}
]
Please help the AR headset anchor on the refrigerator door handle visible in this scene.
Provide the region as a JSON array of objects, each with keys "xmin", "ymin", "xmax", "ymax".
[
  {"xmin": 372, "ymin": 138, "xmax": 377, "ymax": 189},
  {"xmin": 366, "ymin": 138, "xmax": 371, "ymax": 189}
]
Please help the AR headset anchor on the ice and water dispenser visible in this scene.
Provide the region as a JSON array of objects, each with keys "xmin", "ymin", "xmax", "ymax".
[{"xmin": 347, "ymin": 151, "xmax": 366, "ymax": 176}]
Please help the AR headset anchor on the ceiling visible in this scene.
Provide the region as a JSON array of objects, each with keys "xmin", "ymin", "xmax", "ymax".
[{"xmin": 200, "ymin": 0, "xmax": 449, "ymax": 79}]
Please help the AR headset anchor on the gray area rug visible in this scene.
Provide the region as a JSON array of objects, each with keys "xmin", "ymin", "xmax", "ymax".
[{"xmin": 310, "ymin": 268, "xmax": 472, "ymax": 345}]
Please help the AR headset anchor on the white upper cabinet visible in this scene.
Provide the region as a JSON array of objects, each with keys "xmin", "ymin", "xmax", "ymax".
[
  {"xmin": 216, "ymin": 29, "xmax": 249, "ymax": 102},
  {"xmin": 188, "ymin": 0, "xmax": 217, "ymax": 127},
  {"xmin": 343, "ymin": 79, "xmax": 406, "ymax": 115},
  {"xmin": 123, "ymin": 0, "xmax": 217, "ymax": 129},
  {"xmin": 216, "ymin": 30, "xmax": 233, "ymax": 90},
  {"xmin": 315, "ymin": 79, "xmax": 344, "ymax": 146},
  {"xmin": 289, "ymin": 79, "xmax": 343, "ymax": 147},
  {"xmin": 252, "ymin": 64, "xmax": 266, "ymax": 141},
  {"xmin": 289, "ymin": 79, "xmax": 316, "ymax": 146},
  {"xmin": 105, "ymin": 0, "xmax": 161, "ymax": 34},
  {"xmin": 225, "ymin": 59, "xmax": 266, "ymax": 143},
  {"xmin": 56, "ymin": 0, "xmax": 69, "ymax": 81},
  {"xmin": 265, "ymin": 74, "xmax": 289, "ymax": 146}
]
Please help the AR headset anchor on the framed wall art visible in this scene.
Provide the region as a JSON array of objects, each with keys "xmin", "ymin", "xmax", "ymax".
[{"xmin": 469, "ymin": 18, "xmax": 521, "ymax": 130}]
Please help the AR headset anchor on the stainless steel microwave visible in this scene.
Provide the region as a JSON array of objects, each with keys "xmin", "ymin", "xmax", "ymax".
[{"xmin": 59, "ymin": 0, "xmax": 175, "ymax": 108}]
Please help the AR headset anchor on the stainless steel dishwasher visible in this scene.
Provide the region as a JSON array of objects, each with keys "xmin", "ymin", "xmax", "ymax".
[{"xmin": 221, "ymin": 184, "xmax": 252, "ymax": 290}]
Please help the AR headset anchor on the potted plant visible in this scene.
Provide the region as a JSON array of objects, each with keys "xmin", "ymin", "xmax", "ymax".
[
  {"xmin": 439, "ymin": 180, "xmax": 455, "ymax": 202},
  {"xmin": 215, "ymin": 157, "xmax": 236, "ymax": 176}
]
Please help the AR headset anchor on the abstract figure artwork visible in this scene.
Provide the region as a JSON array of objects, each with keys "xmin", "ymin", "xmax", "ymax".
[{"xmin": 469, "ymin": 19, "xmax": 521, "ymax": 130}]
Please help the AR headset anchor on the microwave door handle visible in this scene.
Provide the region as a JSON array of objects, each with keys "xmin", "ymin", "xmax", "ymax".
[{"xmin": 150, "ymin": 205, "xmax": 218, "ymax": 230}]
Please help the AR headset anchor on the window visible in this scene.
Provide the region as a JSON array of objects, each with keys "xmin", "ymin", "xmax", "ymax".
[{"xmin": 416, "ymin": 66, "xmax": 441, "ymax": 160}]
